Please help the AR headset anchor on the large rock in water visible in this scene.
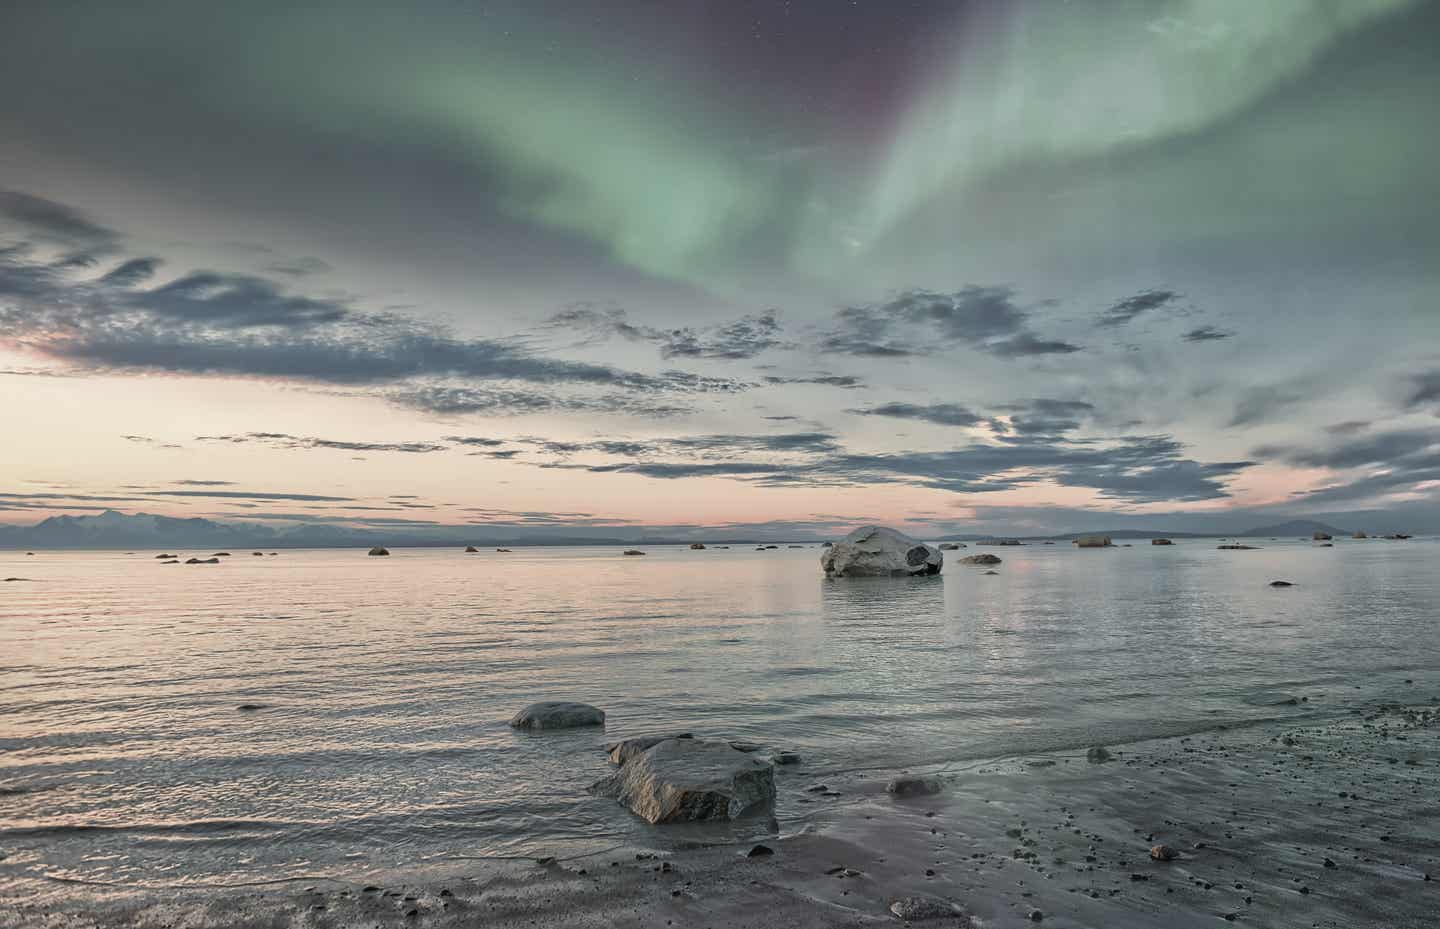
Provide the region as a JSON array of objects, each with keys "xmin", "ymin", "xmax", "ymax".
[
  {"xmin": 509, "ymin": 701, "xmax": 605, "ymax": 730},
  {"xmin": 958, "ymin": 553, "xmax": 1002, "ymax": 565},
  {"xmin": 820, "ymin": 526, "xmax": 942, "ymax": 577},
  {"xmin": 590, "ymin": 738, "xmax": 775, "ymax": 824}
]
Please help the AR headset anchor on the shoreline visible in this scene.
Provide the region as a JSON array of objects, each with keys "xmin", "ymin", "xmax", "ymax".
[{"xmin": 6, "ymin": 698, "xmax": 1436, "ymax": 928}]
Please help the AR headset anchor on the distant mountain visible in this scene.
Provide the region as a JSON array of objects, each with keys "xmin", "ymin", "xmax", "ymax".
[
  {"xmin": 0, "ymin": 509, "xmax": 634, "ymax": 550},
  {"xmin": 1234, "ymin": 519, "xmax": 1348, "ymax": 538}
]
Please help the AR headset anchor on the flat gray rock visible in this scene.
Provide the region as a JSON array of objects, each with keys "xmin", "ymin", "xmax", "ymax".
[
  {"xmin": 590, "ymin": 738, "xmax": 775, "ymax": 824},
  {"xmin": 958, "ymin": 553, "xmax": 1002, "ymax": 565},
  {"xmin": 509, "ymin": 701, "xmax": 605, "ymax": 730}
]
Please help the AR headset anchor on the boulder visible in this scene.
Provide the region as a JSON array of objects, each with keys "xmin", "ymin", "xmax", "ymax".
[
  {"xmin": 1269, "ymin": 580, "xmax": 1295, "ymax": 588},
  {"xmin": 886, "ymin": 776, "xmax": 944, "ymax": 797},
  {"xmin": 820, "ymin": 526, "xmax": 942, "ymax": 577},
  {"xmin": 252, "ymin": 551, "xmax": 264, "ymax": 556},
  {"xmin": 212, "ymin": 552, "xmax": 231, "ymax": 557},
  {"xmin": 623, "ymin": 549, "xmax": 646, "ymax": 556},
  {"xmin": 368, "ymin": 547, "xmax": 390, "ymax": 556},
  {"xmin": 689, "ymin": 543, "xmax": 707, "ymax": 550},
  {"xmin": 958, "ymin": 553, "xmax": 1002, "ymax": 566},
  {"xmin": 889, "ymin": 897, "xmax": 967, "ymax": 921},
  {"xmin": 607, "ymin": 733, "xmax": 694, "ymax": 765},
  {"xmin": 1151, "ymin": 538, "xmax": 1173, "ymax": 546},
  {"xmin": 1074, "ymin": 535, "xmax": 1112, "ymax": 548},
  {"xmin": 465, "ymin": 545, "xmax": 479, "ymax": 553},
  {"xmin": 155, "ymin": 553, "xmax": 175, "ymax": 559},
  {"xmin": 509, "ymin": 701, "xmax": 606, "ymax": 730},
  {"xmin": 589, "ymin": 738, "xmax": 775, "ymax": 824}
]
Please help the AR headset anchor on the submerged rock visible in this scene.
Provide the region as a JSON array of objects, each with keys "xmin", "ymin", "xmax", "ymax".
[
  {"xmin": 958, "ymin": 553, "xmax": 1002, "ymax": 566},
  {"xmin": 590, "ymin": 738, "xmax": 775, "ymax": 824},
  {"xmin": 368, "ymin": 547, "xmax": 390, "ymax": 556},
  {"xmin": 509, "ymin": 701, "xmax": 606, "ymax": 730},
  {"xmin": 1086, "ymin": 746, "xmax": 1113, "ymax": 763},
  {"xmin": 889, "ymin": 896, "xmax": 966, "ymax": 921},
  {"xmin": 886, "ymin": 776, "xmax": 944, "ymax": 797},
  {"xmin": 1269, "ymin": 580, "xmax": 1295, "ymax": 587},
  {"xmin": 607, "ymin": 733, "xmax": 694, "ymax": 765},
  {"xmin": 821, "ymin": 526, "xmax": 942, "ymax": 577}
]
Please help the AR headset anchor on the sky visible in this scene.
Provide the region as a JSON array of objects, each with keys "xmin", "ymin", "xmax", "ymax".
[{"xmin": 1, "ymin": 0, "xmax": 1438, "ymax": 539}]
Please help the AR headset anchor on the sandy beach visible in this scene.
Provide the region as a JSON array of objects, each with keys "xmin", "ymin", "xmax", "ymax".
[{"xmin": 7, "ymin": 697, "xmax": 1436, "ymax": 929}]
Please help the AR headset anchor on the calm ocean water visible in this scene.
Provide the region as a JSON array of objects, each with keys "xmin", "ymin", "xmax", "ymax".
[{"xmin": 2, "ymin": 539, "xmax": 1436, "ymax": 891}]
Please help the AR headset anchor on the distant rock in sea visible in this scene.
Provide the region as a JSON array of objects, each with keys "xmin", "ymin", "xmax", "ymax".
[
  {"xmin": 252, "ymin": 551, "xmax": 264, "ymax": 556},
  {"xmin": 1218, "ymin": 544, "xmax": 1259, "ymax": 550},
  {"xmin": 959, "ymin": 553, "xmax": 1002, "ymax": 566},
  {"xmin": 938, "ymin": 542, "xmax": 966, "ymax": 550},
  {"xmin": 510, "ymin": 701, "xmax": 605, "ymax": 730},
  {"xmin": 1074, "ymin": 535, "xmax": 1112, "ymax": 548},
  {"xmin": 184, "ymin": 557, "xmax": 220, "ymax": 564},
  {"xmin": 689, "ymin": 542, "xmax": 706, "ymax": 550},
  {"xmin": 1353, "ymin": 530, "xmax": 1368, "ymax": 539},
  {"xmin": 1151, "ymin": 538, "xmax": 1173, "ymax": 545},
  {"xmin": 155, "ymin": 553, "xmax": 175, "ymax": 559},
  {"xmin": 821, "ymin": 526, "xmax": 942, "ymax": 577},
  {"xmin": 465, "ymin": 545, "xmax": 479, "ymax": 553},
  {"xmin": 212, "ymin": 552, "xmax": 231, "ymax": 557},
  {"xmin": 622, "ymin": 549, "xmax": 646, "ymax": 556},
  {"xmin": 1269, "ymin": 580, "xmax": 1295, "ymax": 587},
  {"xmin": 589, "ymin": 738, "xmax": 775, "ymax": 824},
  {"xmin": 368, "ymin": 547, "xmax": 390, "ymax": 556},
  {"xmin": 1313, "ymin": 531, "xmax": 1333, "ymax": 541}
]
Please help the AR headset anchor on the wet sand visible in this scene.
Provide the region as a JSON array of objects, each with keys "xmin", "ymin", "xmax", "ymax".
[{"xmin": 4, "ymin": 699, "xmax": 1437, "ymax": 928}]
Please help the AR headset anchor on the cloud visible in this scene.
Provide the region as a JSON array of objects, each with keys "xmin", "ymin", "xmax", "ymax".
[
  {"xmin": 264, "ymin": 256, "xmax": 332, "ymax": 277},
  {"xmin": 0, "ymin": 207, "xmax": 747, "ymax": 414},
  {"xmin": 506, "ymin": 426, "xmax": 1250, "ymax": 503},
  {"xmin": 548, "ymin": 306, "xmax": 792, "ymax": 359},
  {"xmin": 389, "ymin": 385, "xmax": 696, "ymax": 418},
  {"xmin": 994, "ymin": 399, "xmax": 1096, "ymax": 436},
  {"xmin": 196, "ymin": 433, "xmax": 449, "ymax": 453},
  {"xmin": 138, "ymin": 489, "xmax": 356, "ymax": 501},
  {"xmin": 1405, "ymin": 370, "xmax": 1440, "ymax": 409},
  {"xmin": 1228, "ymin": 386, "xmax": 1306, "ymax": 427},
  {"xmin": 848, "ymin": 402, "xmax": 985, "ymax": 427},
  {"xmin": 1098, "ymin": 289, "xmax": 1180, "ymax": 327},
  {"xmin": 1256, "ymin": 428, "xmax": 1439, "ymax": 470},
  {"xmin": 1182, "ymin": 325, "xmax": 1233, "ymax": 342},
  {"xmin": 816, "ymin": 287, "xmax": 1080, "ymax": 359},
  {"xmin": 0, "ymin": 189, "xmax": 118, "ymax": 246},
  {"xmin": 121, "ymin": 434, "xmax": 182, "ymax": 449},
  {"xmin": 101, "ymin": 258, "xmax": 161, "ymax": 287},
  {"xmin": 761, "ymin": 374, "xmax": 864, "ymax": 389}
]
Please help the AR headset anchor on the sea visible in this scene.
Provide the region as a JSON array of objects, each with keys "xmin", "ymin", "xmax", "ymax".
[{"xmin": 2, "ymin": 538, "xmax": 1436, "ymax": 894}]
